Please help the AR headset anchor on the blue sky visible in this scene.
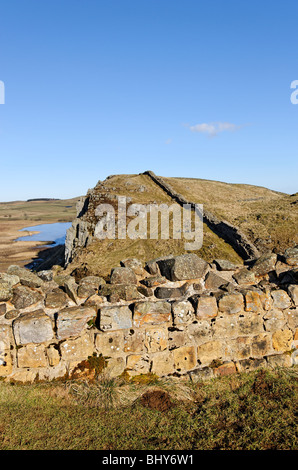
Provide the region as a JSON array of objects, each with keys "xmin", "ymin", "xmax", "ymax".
[{"xmin": 0, "ymin": 0, "xmax": 297, "ymax": 201}]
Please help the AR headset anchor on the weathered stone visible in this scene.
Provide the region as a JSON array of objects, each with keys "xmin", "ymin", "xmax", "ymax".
[
  {"xmin": 7, "ymin": 265, "xmax": 43, "ymax": 288},
  {"xmin": 95, "ymin": 330, "xmax": 124, "ymax": 355},
  {"xmin": 99, "ymin": 305, "xmax": 132, "ymax": 331},
  {"xmin": 133, "ymin": 301, "xmax": 171, "ymax": 328},
  {"xmin": 288, "ymin": 285, "xmax": 298, "ymax": 306},
  {"xmin": 9, "ymin": 369, "xmax": 37, "ymax": 383},
  {"xmin": 104, "ymin": 357, "xmax": 125, "ymax": 378},
  {"xmin": 266, "ymin": 353, "xmax": 292, "ymax": 368},
  {"xmin": 0, "ymin": 304, "xmax": 6, "ymax": 316},
  {"xmin": 213, "ymin": 259, "xmax": 238, "ymax": 271},
  {"xmin": 142, "ymin": 275, "xmax": 167, "ymax": 288},
  {"xmin": 188, "ymin": 367, "xmax": 214, "ymax": 382},
  {"xmin": 259, "ymin": 289, "xmax": 273, "ymax": 311},
  {"xmin": 56, "ymin": 306, "xmax": 96, "ymax": 340},
  {"xmin": 251, "ymin": 333, "xmax": 271, "ymax": 357},
  {"xmin": 83, "ymin": 294, "xmax": 104, "ymax": 310},
  {"xmin": 173, "ymin": 345, "xmax": 197, "ymax": 372},
  {"xmin": 78, "ymin": 276, "xmax": 105, "ymax": 298},
  {"xmin": 168, "ymin": 329, "xmax": 188, "ymax": 350},
  {"xmin": 144, "ymin": 326, "xmax": 168, "ymax": 352},
  {"xmin": 59, "ymin": 333, "xmax": 94, "ymax": 361},
  {"xmin": 263, "ymin": 309, "xmax": 286, "ymax": 332},
  {"xmin": 0, "ymin": 273, "xmax": 20, "ymax": 288},
  {"xmin": 187, "ymin": 321, "xmax": 213, "ymax": 345},
  {"xmin": 204, "ymin": 271, "xmax": 228, "ymax": 290},
  {"xmin": 17, "ymin": 343, "xmax": 48, "ymax": 368},
  {"xmin": 110, "ymin": 267, "xmax": 137, "ymax": 285},
  {"xmin": 213, "ymin": 362, "xmax": 236, "ymax": 377},
  {"xmin": 238, "ymin": 313, "xmax": 264, "ymax": 336},
  {"xmin": 236, "ymin": 357, "xmax": 267, "ymax": 372},
  {"xmin": 244, "ymin": 291, "xmax": 263, "ymax": 313},
  {"xmin": 120, "ymin": 258, "xmax": 145, "ymax": 276},
  {"xmin": 12, "ymin": 286, "xmax": 43, "ymax": 309},
  {"xmin": 251, "ymin": 252, "xmax": 277, "ymax": 276},
  {"xmin": 145, "ymin": 259, "xmax": 161, "ymax": 276},
  {"xmin": 123, "ymin": 329, "xmax": 145, "ymax": 353},
  {"xmin": 157, "ymin": 254, "xmax": 209, "ymax": 282},
  {"xmin": 126, "ymin": 354, "xmax": 150, "ymax": 376},
  {"xmin": 233, "ymin": 268, "xmax": 256, "ymax": 286},
  {"xmin": 99, "ymin": 284, "xmax": 141, "ymax": 301},
  {"xmin": 195, "ymin": 296, "xmax": 218, "ymax": 320},
  {"xmin": 137, "ymin": 285, "xmax": 154, "ymax": 298},
  {"xmin": 37, "ymin": 270, "xmax": 53, "ymax": 282},
  {"xmin": 275, "ymin": 261, "xmax": 291, "ymax": 277},
  {"xmin": 197, "ymin": 340, "xmax": 223, "ymax": 365},
  {"xmin": 64, "ymin": 278, "xmax": 79, "ymax": 304},
  {"xmin": 283, "ymin": 246, "xmax": 298, "ymax": 267},
  {"xmin": 271, "ymin": 290, "xmax": 292, "ymax": 309},
  {"xmin": 154, "ymin": 285, "xmax": 187, "ymax": 300},
  {"xmin": 0, "ymin": 325, "xmax": 13, "ymax": 375},
  {"xmin": 212, "ymin": 315, "xmax": 238, "ymax": 339},
  {"xmin": 286, "ymin": 308, "xmax": 298, "ymax": 332},
  {"xmin": 272, "ymin": 329, "xmax": 293, "ymax": 352},
  {"xmin": 5, "ymin": 310, "xmax": 20, "ymax": 320},
  {"xmin": 151, "ymin": 351, "xmax": 175, "ymax": 376},
  {"xmin": 229, "ymin": 336, "xmax": 252, "ymax": 360},
  {"xmin": 13, "ymin": 310, "xmax": 54, "ymax": 345},
  {"xmin": 0, "ymin": 281, "xmax": 12, "ymax": 302},
  {"xmin": 172, "ymin": 300, "xmax": 195, "ymax": 328},
  {"xmin": 45, "ymin": 290, "xmax": 69, "ymax": 309},
  {"xmin": 46, "ymin": 345, "xmax": 60, "ymax": 366},
  {"xmin": 218, "ymin": 293, "xmax": 244, "ymax": 314}
]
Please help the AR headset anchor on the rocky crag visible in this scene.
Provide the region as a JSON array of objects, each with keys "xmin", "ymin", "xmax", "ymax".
[{"xmin": 0, "ymin": 247, "xmax": 297, "ymax": 383}]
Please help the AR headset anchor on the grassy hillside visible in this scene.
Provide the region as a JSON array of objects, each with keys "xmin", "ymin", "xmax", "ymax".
[{"xmin": 165, "ymin": 176, "xmax": 298, "ymax": 254}]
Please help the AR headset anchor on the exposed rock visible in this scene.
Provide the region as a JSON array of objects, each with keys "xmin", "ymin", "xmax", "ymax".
[
  {"xmin": 0, "ymin": 304, "xmax": 6, "ymax": 316},
  {"xmin": 195, "ymin": 295, "xmax": 218, "ymax": 320},
  {"xmin": 154, "ymin": 284, "xmax": 188, "ymax": 300},
  {"xmin": 37, "ymin": 270, "xmax": 53, "ymax": 282},
  {"xmin": 144, "ymin": 326, "xmax": 168, "ymax": 352},
  {"xmin": 7, "ymin": 265, "xmax": 43, "ymax": 288},
  {"xmin": 288, "ymin": 285, "xmax": 298, "ymax": 306},
  {"xmin": 173, "ymin": 345, "xmax": 197, "ymax": 372},
  {"xmin": 64, "ymin": 278, "xmax": 79, "ymax": 304},
  {"xmin": 120, "ymin": 258, "xmax": 145, "ymax": 276},
  {"xmin": 5, "ymin": 310, "xmax": 20, "ymax": 320},
  {"xmin": 137, "ymin": 285, "xmax": 154, "ymax": 297},
  {"xmin": 272, "ymin": 329, "xmax": 293, "ymax": 352},
  {"xmin": 13, "ymin": 310, "xmax": 54, "ymax": 345},
  {"xmin": 141, "ymin": 275, "xmax": 167, "ymax": 288},
  {"xmin": 77, "ymin": 276, "xmax": 105, "ymax": 298},
  {"xmin": 17, "ymin": 343, "xmax": 48, "ymax": 368},
  {"xmin": 99, "ymin": 284, "xmax": 141, "ymax": 301},
  {"xmin": 12, "ymin": 286, "xmax": 43, "ymax": 309},
  {"xmin": 95, "ymin": 330, "xmax": 125, "ymax": 355},
  {"xmin": 0, "ymin": 273, "xmax": 20, "ymax": 287}
]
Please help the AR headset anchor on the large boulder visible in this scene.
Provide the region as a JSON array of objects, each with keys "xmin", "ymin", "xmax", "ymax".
[
  {"xmin": 110, "ymin": 267, "xmax": 137, "ymax": 285},
  {"xmin": 251, "ymin": 253, "xmax": 277, "ymax": 276}
]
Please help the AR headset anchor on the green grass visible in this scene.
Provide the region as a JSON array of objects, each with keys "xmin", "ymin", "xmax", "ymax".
[{"xmin": 0, "ymin": 366, "xmax": 297, "ymax": 450}]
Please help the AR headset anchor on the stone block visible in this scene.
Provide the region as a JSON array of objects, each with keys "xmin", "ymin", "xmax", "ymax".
[
  {"xmin": 13, "ymin": 310, "xmax": 54, "ymax": 345},
  {"xmin": 59, "ymin": 333, "xmax": 94, "ymax": 361},
  {"xmin": 238, "ymin": 313, "xmax": 264, "ymax": 335},
  {"xmin": 213, "ymin": 362, "xmax": 236, "ymax": 377},
  {"xmin": 173, "ymin": 345, "xmax": 197, "ymax": 372},
  {"xmin": 110, "ymin": 267, "xmax": 137, "ymax": 285},
  {"xmin": 195, "ymin": 295, "xmax": 218, "ymax": 320},
  {"xmin": 157, "ymin": 254, "xmax": 208, "ymax": 282},
  {"xmin": 272, "ymin": 329, "xmax": 293, "ymax": 352},
  {"xmin": 151, "ymin": 351, "xmax": 175, "ymax": 376},
  {"xmin": 57, "ymin": 306, "xmax": 96, "ymax": 340},
  {"xmin": 12, "ymin": 286, "xmax": 43, "ymax": 310},
  {"xmin": 172, "ymin": 300, "xmax": 195, "ymax": 328},
  {"xmin": 126, "ymin": 354, "xmax": 150, "ymax": 376},
  {"xmin": 263, "ymin": 309, "xmax": 286, "ymax": 332},
  {"xmin": 218, "ymin": 293, "xmax": 244, "ymax": 314},
  {"xmin": 197, "ymin": 340, "xmax": 223, "ymax": 365},
  {"xmin": 144, "ymin": 326, "xmax": 168, "ymax": 352},
  {"xmin": 99, "ymin": 305, "xmax": 132, "ymax": 332},
  {"xmin": 251, "ymin": 333, "xmax": 272, "ymax": 357},
  {"xmin": 244, "ymin": 290, "xmax": 263, "ymax": 313},
  {"xmin": 95, "ymin": 330, "xmax": 124, "ymax": 356},
  {"xmin": 288, "ymin": 285, "xmax": 298, "ymax": 306},
  {"xmin": 271, "ymin": 290, "xmax": 292, "ymax": 309},
  {"xmin": 133, "ymin": 301, "xmax": 171, "ymax": 328},
  {"xmin": 123, "ymin": 329, "xmax": 145, "ymax": 353},
  {"xmin": 17, "ymin": 343, "xmax": 48, "ymax": 368}
]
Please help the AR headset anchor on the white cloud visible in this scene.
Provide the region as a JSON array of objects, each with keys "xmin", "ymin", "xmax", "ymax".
[{"xmin": 188, "ymin": 121, "xmax": 240, "ymax": 137}]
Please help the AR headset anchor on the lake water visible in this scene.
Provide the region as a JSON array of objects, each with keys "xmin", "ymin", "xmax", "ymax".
[{"xmin": 16, "ymin": 222, "xmax": 72, "ymax": 246}]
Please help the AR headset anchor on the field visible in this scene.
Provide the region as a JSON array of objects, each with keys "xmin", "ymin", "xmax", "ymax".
[
  {"xmin": 0, "ymin": 198, "xmax": 80, "ymax": 271},
  {"xmin": 0, "ymin": 367, "xmax": 296, "ymax": 450}
]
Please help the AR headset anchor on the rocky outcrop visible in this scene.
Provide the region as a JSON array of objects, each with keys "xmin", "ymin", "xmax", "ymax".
[{"xmin": 0, "ymin": 248, "xmax": 297, "ymax": 383}]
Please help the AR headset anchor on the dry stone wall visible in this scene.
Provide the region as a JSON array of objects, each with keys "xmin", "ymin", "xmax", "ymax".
[{"xmin": 0, "ymin": 249, "xmax": 297, "ymax": 383}]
